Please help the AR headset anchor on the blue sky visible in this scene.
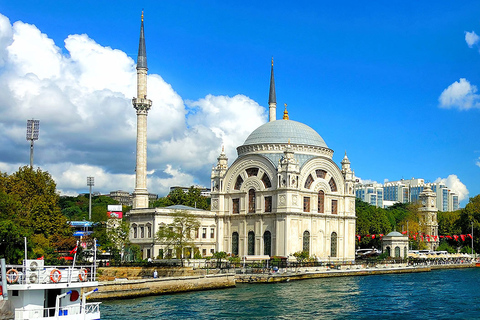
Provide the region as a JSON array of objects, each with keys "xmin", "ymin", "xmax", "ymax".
[{"xmin": 0, "ymin": 1, "xmax": 479, "ymax": 207}]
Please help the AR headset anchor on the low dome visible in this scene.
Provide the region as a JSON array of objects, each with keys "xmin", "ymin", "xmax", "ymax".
[
  {"xmin": 385, "ymin": 231, "xmax": 405, "ymax": 237},
  {"xmin": 243, "ymin": 120, "xmax": 328, "ymax": 148}
]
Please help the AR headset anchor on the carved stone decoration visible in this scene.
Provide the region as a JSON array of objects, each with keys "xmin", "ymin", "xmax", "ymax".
[
  {"xmin": 292, "ymin": 195, "xmax": 298, "ymax": 206},
  {"xmin": 212, "ymin": 199, "xmax": 219, "ymax": 210},
  {"xmin": 279, "ymin": 195, "xmax": 286, "ymax": 206}
]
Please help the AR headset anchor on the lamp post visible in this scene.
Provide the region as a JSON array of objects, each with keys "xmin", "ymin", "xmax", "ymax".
[
  {"xmin": 87, "ymin": 177, "xmax": 94, "ymax": 220},
  {"xmin": 26, "ymin": 119, "xmax": 40, "ymax": 168}
]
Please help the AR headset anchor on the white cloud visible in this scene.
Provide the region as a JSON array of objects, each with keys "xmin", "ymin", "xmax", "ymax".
[
  {"xmin": 0, "ymin": 13, "xmax": 266, "ymax": 197},
  {"xmin": 434, "ymin": 174, "xmax": 469, "ymax": 202},
  {"xmin": 465, "ymin": 31, "xmax": 480, "ymax": 48},
  {"xmin": 439, "ymin": 78, "xmax": 480, "ymax": 110},
  {"xmin": 476, "ymin": 157, "xmax": 480, "ymax": 168}
]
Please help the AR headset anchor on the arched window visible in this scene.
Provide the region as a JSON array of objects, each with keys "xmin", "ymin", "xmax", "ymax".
[
  {"xmin": 264, "ymin": 231, "xmax": 272, "ymax": 256},
  {"xmin": 232, "ymin": 232, "xmax": 239, "ymax": 256},
  {"xmin": 262, "ymin": 173, "xmax": 272, "ymax": 188},
  {"xmin": 248, "ymin": 231, "xmax": 255, "ymax": 255},
  {"xmin": 318, "ymin": 190, "xmax": 325, "ymax": 213},
  {"xmin": 132, "ymin": 224, "xmax": 138, "ymax": 238},
  {"xmin": 234, "ymin": 176, "xmax": 244, "ymax": 190},
  {"xmin": 146, "ymin": 223, "xmax": 152, "ymax": 238},
  {"xmin": 304, "ymin": 174, "xmax": 314, "ymax": 189},
  {"xmin": 303, "ymin": 231, "xmax": 310, "ymax": 254},
  {"xmin": 329, "ymin": 178, "xmax": 337, "ymax": 192},
  {"xmin": 404, "ymin": 246, "xmax": 408, "ymax": 258},
  {"xmin": 386, "ymin": 246, "xmax": 391, "ymax": 257},
  {"xmin": 331, "ymin": 232, "xmax": 337, "ymax": 257},
  {"xmin": 316, "ymin": 169, "xmax": 327, "ymax": 179},
  {"xmin": 246, "ymin": 168, "xmax": 259, "ymax": 177},
  {"xmin": 395, "ymin": 246, "xmax": 400, "ymax": 258},
  {"xmin": 140, "ymin": 225, "xmax": 144, "ymax": 238},
  {"xmin": 248, "ymin": 189, "xmax": 256, "ymax": 213}
]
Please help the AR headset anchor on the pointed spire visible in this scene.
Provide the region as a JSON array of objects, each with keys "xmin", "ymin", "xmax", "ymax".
[
  {"xmin": 269, "ymin": 57, "xmax": 276, "ymax": 104},
  {"xmin": 283, "ymin": 103, "xmax": 289, "ymax": 120},
  {"xmin": 137, "ymin": 10, "xmax": 147, "ymax": 69}
]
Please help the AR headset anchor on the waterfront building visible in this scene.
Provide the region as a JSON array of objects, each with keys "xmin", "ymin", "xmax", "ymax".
[
  {"xmin": 126, "ymin": 16, "xmax": 357, "ymax": 262},
  {"xmin": 128, "ymin": 205, "xmax": 217, "ymax": 259},
  {"xmin": 209, "ymin": 60, "xmax": 356, "ymax": 262},
  {"xmin": 382, "ymin": 231, "xmax": 408, "ymax": 258}
]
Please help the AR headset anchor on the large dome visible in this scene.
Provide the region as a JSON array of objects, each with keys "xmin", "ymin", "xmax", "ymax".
[{"xmin": 243, "ymin": 119, "xmax": 328, "ymax": 148}]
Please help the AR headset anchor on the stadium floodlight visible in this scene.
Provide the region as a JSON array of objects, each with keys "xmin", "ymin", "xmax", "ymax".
[
  {"xmin": 87, "ymin": 177, "xmax": 95, "ymax": 221},
  {"xmin": 26, "ymin": 119, "xmax": 40, "ymax": 168}
]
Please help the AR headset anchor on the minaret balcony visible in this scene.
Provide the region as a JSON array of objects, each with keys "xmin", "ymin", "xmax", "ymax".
[{"xmin": 132, "ymin": 97, "xmax": 152, "ymax": 107}]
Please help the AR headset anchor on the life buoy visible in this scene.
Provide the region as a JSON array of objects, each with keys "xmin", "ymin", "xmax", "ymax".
[
  {"xmin": 6, "ymin": 269, "xmax": 19, "ymax": 284},
  {"xmin": 50, "ymin": 269, "xmax": 62, "ymax": 283},
  {"xmin": 78, "ymin": 268, "xmax": 88, "ymax": 282}
]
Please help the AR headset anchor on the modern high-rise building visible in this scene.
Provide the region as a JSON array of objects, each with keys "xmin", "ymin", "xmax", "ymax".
[{"xmin": 355, "ymin": 178, "xmax": 460, "ymax": 211}]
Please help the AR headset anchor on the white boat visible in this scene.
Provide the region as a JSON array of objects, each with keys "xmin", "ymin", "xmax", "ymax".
[{"xmin": 0, "ymin": 259, "xmax": 100, "ymax": 320}]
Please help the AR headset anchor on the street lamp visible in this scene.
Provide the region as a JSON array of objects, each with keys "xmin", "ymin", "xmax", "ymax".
[
  {"xmin": 87, "ymin": 177, "xmax": 94, "ymax": 220},
  {"xmin": 26, "ymin": 119, "xmax": 40, "ymax": 168}
]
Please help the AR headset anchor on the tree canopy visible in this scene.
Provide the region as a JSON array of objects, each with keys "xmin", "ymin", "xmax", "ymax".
[
  {"xmin": 0, "ymin": 166, "xmax": 74, "ymax": 263},
  {"xmin": 151, "ymin": 187, "xmax": 210, "ymax": 210}
]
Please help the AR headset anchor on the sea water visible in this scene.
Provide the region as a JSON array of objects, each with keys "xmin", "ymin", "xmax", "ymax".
[{"xmin": 101, "ymin": 268, "xmax": 480, "ymax": 319}]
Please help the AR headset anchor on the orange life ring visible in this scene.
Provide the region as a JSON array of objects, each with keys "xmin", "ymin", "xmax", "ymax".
[
  {"xmin": 78, "ymin": 268, "xmax": 88, "ymax": 282},
  {"xmin": 50, "ymin": 269, "xmax": 62, "ymax": 283},
  {"xmin": 6, "ymin": 269, "xmax": 19, "ymax": 284}
]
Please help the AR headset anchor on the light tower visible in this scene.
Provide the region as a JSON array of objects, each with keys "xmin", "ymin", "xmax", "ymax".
[
  {"xmin": 26, "ymin": 119, "xmax": 40, "ymax": 168},
  {"xmin": 132, "ymin": 11, "xmax": 152, "ymax": 209},
  {"xmin": 87, "ymin": 177, "xmax": 94, "ymax": 220}
]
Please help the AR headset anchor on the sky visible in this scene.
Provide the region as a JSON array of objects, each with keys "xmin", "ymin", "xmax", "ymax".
[{"xmin": 0, "ymin": 1, "xmax": 479, "ymax": 207}]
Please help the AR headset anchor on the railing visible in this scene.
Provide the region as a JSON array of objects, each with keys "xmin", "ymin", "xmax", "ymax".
[
  {"xmin": 14, "ymin": 302, "xmax": 100, "ymax": 319},
  {"xmin": 1, "ymin": 264, "xmax": 96, "ymax": 285}
]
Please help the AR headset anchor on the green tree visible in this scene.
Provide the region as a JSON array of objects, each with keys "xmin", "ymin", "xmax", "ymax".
[
  {"xmin": 456, "ymin": 195, "xmax": 480, "ymax": 253},
  {"xmin": 151, "ymin": 187, "xmax": 210, "ymax": 210},
  {"xmin": 155, "ymin": 210, "xmax": 200, "ymax": 266},
  {"xmin": 106, "ymin": 220, "xmax": 131, "ymax": 262},
  {"xmin": 0, "ymin": 166, "xmax": 74, "ymax": 263}
]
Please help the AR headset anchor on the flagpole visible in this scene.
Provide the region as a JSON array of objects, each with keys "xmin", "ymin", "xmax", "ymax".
[
  {"xmin": 70, "ymin": 240, "xmax": 79, "ymax": 284},
  {"xmin": 93, "ymin": 238, "xmax": 97, "ymax": 281}
]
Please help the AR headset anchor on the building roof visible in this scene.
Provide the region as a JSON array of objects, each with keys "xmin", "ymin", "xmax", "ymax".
[
  {"xmin": 385, "ymin": 231, "xmax": 405, "ymax": 237},
  {"xmin": 137, "ymin": 12, "xmax": 147, "ymax": 69},
  {"xmin": 243, "ymin": 119, "xmax": 328, "ymax": 148},
  {"xmin": 165, "ymin": 205, "xmax": 206, "ymax": 211}
]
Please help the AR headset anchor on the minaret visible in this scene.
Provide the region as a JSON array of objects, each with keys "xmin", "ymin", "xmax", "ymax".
[
  {"xmin": 132, "ymin": 11, "xmax": 152, "ymax": 209},
  {"xmin": 269, "ymin": 57, "xmax": 276, "ymax": 122}
]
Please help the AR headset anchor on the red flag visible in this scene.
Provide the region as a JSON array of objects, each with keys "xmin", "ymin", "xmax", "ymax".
[
  {"xmin": 401, "ymin": 231, "xmax": 407, "ymax": 235},
  {"xmin": 468, "ymin": 234, "xmax": 473, "ymax": 239},
  {"xmin": 446, "ymin": 235, "xmax": 452, "ymax": 239},
  {"xmin": 371, "ymin": 234, "xmax": 376, "ymax": 239},
  {"xmin": 420, "ymin": 235, "xmax": 424, "ymax": 241},
  {"xmin": 36, "ymin": 256, "xmax": 44, "ymax": 260},
  {"xmin": 356, "ymin": 235, "xmax": 361, "ymax": 241},
  {"xmin": 70, "ymin": 246, "xmax": 78, "ymax": 255},
  {"xmin": 440, "ymin": 235, "xmax": 444, "ymax": 239},
  {"xmin": 434, "ymin": 236, "xmax": 438, "ymax": 241},
  {"xmin": 460, "ymin": 235, "xmax": 466, "ymax": 241},
  {"xmin": 379, "ymin": 234, "xmax": 384, "ymax": 238},
  {"xmin": 413, "ymin": 235, "xmax": 417, "ymax": 240},
  {"xmin": 453, "ymin": 235, "xmax": 459, "ymax": 241}
]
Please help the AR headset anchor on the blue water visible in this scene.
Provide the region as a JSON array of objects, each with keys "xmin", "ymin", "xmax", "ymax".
[{"xmin": 101, "ymin": 268, "xmax": 480, "ymax": 319}]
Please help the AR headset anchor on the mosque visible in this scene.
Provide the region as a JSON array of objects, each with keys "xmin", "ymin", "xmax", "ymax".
[{"xmin": 126, "ymin": 14, "xmax": 357, "ymax": 262}]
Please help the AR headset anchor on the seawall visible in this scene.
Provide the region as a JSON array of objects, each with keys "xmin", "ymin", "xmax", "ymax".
[{"xmin": 89, "ymin": 273, "xmax": 235, "ymax": 301}]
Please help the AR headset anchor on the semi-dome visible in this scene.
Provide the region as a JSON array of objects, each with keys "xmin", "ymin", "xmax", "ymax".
[
  {"xmin": 243, "ymin": 120, "xmax": 328, "ymax": 148},
  {"xmin": 385, "ymin": 231, "xmax": 405, "ymax": 237}
]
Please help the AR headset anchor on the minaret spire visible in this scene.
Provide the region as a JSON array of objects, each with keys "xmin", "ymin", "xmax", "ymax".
[
  {"xmin": 132, "ymin": 11, "xmax": 152, "ymax": 209},
  {"xmin": 268, "ymin": 57, "xmax": 277, "ymax": 122},
  {"xmin": 137, "ymin": 10, "xmax": 147, "ymax": 70}
]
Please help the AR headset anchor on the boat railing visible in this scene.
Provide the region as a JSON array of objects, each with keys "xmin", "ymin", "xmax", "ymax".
[
  {"xmin": 14, "ymin": 302, "xmax": 101, "ymax": 318},
  {"xmin": 2, "ymin": 264, "xmax": 96, "ymax": 285}
]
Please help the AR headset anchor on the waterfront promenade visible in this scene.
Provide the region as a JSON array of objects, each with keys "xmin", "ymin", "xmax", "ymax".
[{"xmin": 90, "ymin": 260, "xmax": 475, "ymax": 300}]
